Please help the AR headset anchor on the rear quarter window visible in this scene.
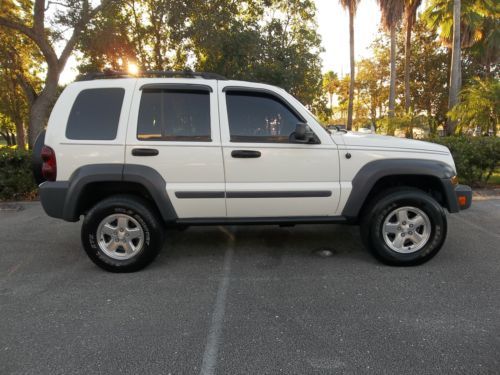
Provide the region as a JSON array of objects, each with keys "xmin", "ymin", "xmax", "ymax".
[{"xmin": 66, "ymin": 88, "xmax": 125, "ymax": 140}]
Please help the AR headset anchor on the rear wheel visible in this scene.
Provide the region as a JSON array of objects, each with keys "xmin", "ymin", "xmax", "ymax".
[
  {"xmin": 81, "ymin": 195, "xmax": 164, "ymax": 272},
  {"xmin": 360, "ymin": 188, "xmax": 447, "ymax": 266}
]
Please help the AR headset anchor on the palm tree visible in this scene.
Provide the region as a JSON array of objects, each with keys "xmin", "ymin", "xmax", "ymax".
[
  {"xmin": 422, "ymin": 0, "xmax": 496, "ymax": 134},
  {"xmin": 377, "ymin": 0, "xmax": 405, "ymax": 119},
  {"xmin": 339, "ymin": 0, "xmax": 361, "ymax": 130},
  {"xmin": 448, "ymin": 0, "xmax": 461, "ymax": 135},
  {"xmin": 403, "ymin": 0, "xmax": 422, "ymax": 113}
]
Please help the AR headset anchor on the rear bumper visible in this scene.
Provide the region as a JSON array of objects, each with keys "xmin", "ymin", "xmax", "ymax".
[
  {"xmin": 39, "ymin": 181, "xmax": 72, "ymax": 220},
  {"xmin": 455, "ymin": 184, "xmax": 472, "ymax": 210}
]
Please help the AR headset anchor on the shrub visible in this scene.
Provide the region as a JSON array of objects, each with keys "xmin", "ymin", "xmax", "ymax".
[
  {"xmin": 0, "ymin": 147, "xmax": 38, "ymax": 201},
  {"xmin": 426, "ymin": 136, "xmax": 500, "ymax": 187}
]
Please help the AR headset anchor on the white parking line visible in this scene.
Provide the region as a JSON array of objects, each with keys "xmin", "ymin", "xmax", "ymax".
[{"xmin": 199, "ymin": 228, "xmax": 235, "ymax": 375}]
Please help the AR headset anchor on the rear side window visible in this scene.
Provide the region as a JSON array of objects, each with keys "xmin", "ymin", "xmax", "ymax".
[
  {"xmin": 137, "ymin": 89, "xmax": 211, "ymax": 142},
  {"xmin": 66, "ymin": 88, "xmax": 124, "ymax": 140}
]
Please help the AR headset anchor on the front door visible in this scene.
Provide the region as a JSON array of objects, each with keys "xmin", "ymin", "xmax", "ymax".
[{"xmin": 218, "ymin": 83, "xmax": 341, "ymax": 217}]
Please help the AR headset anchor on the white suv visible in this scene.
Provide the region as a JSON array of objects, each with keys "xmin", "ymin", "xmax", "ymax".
[{"xmin": 35, "ymin": 71, "xmax": 471, "ymax": 272}]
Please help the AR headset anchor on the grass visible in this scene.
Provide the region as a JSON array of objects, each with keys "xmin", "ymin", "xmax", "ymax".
[{"xmin": 487, "ymin": 171, "xmax": 500, "ymax": 187}]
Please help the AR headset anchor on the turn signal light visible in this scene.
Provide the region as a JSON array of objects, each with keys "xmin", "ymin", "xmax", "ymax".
[
  {"xmin": 458, "ymin": 195, "xmax": 467, "ymax": 207},
  {"xmin": 451, "ymin": 176, "xmax": 459, "ymax": 185}
]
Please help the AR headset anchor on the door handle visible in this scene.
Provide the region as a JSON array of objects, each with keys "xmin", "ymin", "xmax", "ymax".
[
  {"xmin": 231, "ymin": 150, "xmax": 261, "ymax": 158},
  {"xmin": 132, "ymin": 148, "xmax": 159, "ymax": 156}
]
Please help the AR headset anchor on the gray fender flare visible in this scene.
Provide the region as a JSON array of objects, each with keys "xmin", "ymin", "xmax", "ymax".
[
  {"xmin": 63, "ymin": 164, "xmax": 177, "ymax": 223},
  {"xmin": 341, "ymin": 159, "xmax": 458, "ymax": 218}
]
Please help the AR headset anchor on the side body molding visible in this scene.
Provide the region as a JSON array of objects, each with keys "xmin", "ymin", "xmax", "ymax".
[
  {"xmin": 342, "ymin": 159, "xmax": 458, "ymax": 218},
  {"xmin": 40, "ymin": 164, "xmax": 177, "ymax": 223}
]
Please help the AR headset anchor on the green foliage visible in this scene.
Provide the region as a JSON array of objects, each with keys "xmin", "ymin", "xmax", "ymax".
[
  {"xmin": 0, "ymin": 147, "xmax": 37, "ymax": 200},
  {"xmin": 377, "ymin": 110, "xmax": 429, "ymax": 136},
  {"xmin": 78, "ymin": 0, "xmax": 323, "ymax": 106},
  {"xmin": 427, "ymin": 136, "xmax": 500, "ymax": 186},
  {"xmin": 449, "ymin": 77, "xmax": 499, "ymax": 134}
]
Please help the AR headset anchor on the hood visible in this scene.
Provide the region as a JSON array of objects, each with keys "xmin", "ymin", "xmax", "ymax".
[{"xmin": 338, "ymin": 132, "xmax": 450, "ymax": 155}]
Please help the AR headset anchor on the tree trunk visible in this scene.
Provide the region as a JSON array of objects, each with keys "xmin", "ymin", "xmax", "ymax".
[
  {"xmin": 1, "ymin": 131, "xmax": 13, "ymax": 146},
  {"xmin": 28, "ymin": 89, "xmax": 56, "ymax": 147},
  {"xmin": 388, "ymin": 24, "xmax": 397, "ymax": 119},
  {"xmin": 15, "ymin": 121, "xmax": 26, "ymax": 150},
  {"xmin": 404, "ymin": 20, "xmax": 412, "ymax": 112},
  {"xmin": 27, "ymin": 65, "xmax": 60, "ymax": 147},
  {"xmin": 347, "ymin": 6, "xmax": 355, "ymax": 131},
  {"xmin": 447, "ymin": 0, "xmax": 461, "ymax": 135}
]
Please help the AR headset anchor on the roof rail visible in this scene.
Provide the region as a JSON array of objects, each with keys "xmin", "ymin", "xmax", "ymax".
[{"xmin": 75, "ymin": 70, "xmax": 227, "ymax": 81}]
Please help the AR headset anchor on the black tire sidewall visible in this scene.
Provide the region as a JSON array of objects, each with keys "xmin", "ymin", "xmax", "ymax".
[
  {"xmin": 367, "ymin": 191, "xmax": 447, "ymax": 266},
  {"xmin": 81, "ymin": 196, "xmax": 164, "ymax": 272},
  {"xmin": 32, "ymin": 130, "xmax": 46, "ymax": 185}
]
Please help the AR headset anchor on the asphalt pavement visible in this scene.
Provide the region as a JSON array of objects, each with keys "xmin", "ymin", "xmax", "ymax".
[{"xmin": 0, "ymin": 200, "xmax": 499, "ymax": 374}]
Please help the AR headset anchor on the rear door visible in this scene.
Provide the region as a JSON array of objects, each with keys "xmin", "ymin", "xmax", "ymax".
[
  {"xmin": 125, "ymin": 79, "xmax": 226, "ymax": 218},
  {"xmin": 218, "ymin": 82, "xmax": 341, "ymax": 218}
]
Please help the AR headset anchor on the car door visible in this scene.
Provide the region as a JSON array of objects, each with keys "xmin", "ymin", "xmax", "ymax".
[
  {"xmin": 125, "ymin": 78, "xmax": 226, "ymax": 218},
  {"xmin": 218, "ymin": 82, "xmax": 341, "ymax": 217}
]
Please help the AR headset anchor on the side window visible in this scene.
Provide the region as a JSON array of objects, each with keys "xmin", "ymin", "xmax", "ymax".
[
  {"xmin": 226, "ymin": 91, "xmax": 302, "ymax": 143},
  {"xmin": 137, "ymin": 89, "xmax": 211, "ymax": 142},
  {"xmin": 66, "ymin": 88, "xmax": 124, "ymax": 140}
]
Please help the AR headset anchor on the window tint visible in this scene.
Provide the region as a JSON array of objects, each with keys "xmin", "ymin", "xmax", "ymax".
[
  {"xmin": 226, "ymin": 91, "xmax": 302, "ymax": 143},
  {"xmin": 137, "ymin": 89, "xmax": 211, "ymax": 141},
  {"xmin": 66, "ymin": 88, "xmax": 124, "ymax": 140}
]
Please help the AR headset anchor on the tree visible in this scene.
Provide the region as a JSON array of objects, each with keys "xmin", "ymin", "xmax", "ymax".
[
  {"xmin": 405, "ymin": 21, "xmax": 449, "ymax": 133},
  {"xmin": 422, "ymin": 0, "xmax": 499, "ymax": 134},
  {"xmin": 449, "ymin": 77, "xmax": 499, "ymax": 135},
  {"xmin": 339, "ymin": 0, "xmax": 361, "ymax": 130},
  {"xmin": 77, "ymin": 0, "xmax": 324, "ymax": 106},
  {"xmin": 322, "ymin": 71, "xmax": 340, "ymax": 110},
  {"xmin": 403, "ymin": 0, "xmax": 422, "ymax": 112},
  {"xmin": 356, "ymin": 58, "xmax": 388, "ymax": 130},
  {"xmin": 0, "ymin": 27, "xmax": 43, "ymax": 149},
  {"xmin": 377, "ymin": 0, "xmax": 405, "ymax": 119},
  {"xmin": 448, "ymin": 0, "xmax": 462, "ymax": 135},
  {"xmin": 0, "ymin": 71, "xmax": 26, "ymax": 147},
  {"xmin": 0, "ymin": 0, "xmax": 113, "ymax": 146}
]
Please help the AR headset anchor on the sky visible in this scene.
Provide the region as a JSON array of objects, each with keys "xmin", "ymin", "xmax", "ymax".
[
  {"xmin": 60, "ymin": 0, "xmax": 383, "ymax": 84},
  {"xmin": 315, "ymin": 0, "xmax": 381, "ymax": 76}
]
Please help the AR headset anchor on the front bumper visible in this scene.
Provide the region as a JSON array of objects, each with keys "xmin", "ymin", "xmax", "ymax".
[{"xmin": 455, "ymin": 184, "xmax": 472, "ymax": 210}]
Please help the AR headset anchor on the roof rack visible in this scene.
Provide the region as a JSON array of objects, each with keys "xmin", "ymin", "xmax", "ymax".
[{"xmin": 76, "ymin": 70, "xmax": 227, "ymax": 81}]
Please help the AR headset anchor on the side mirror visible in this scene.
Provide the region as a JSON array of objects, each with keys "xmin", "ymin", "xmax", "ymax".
[{"xmin": 290, "ymin": 123, "xmax": 318, "ymax": 144}]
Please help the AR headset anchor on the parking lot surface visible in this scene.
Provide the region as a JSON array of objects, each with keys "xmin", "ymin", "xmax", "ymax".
[{"xmin": 1, "ymin": 200, "xmax": 499, "ymax": 374}]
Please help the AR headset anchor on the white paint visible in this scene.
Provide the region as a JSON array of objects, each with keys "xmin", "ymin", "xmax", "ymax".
[{"xmin": 48, "ymin": 77, "xmax": 458, "ymax": 220}]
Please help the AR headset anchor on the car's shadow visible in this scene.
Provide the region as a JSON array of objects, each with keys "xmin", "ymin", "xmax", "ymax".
[{"xmin": 156, "ymin": 224, "xmax": 375, "ymax": 267}]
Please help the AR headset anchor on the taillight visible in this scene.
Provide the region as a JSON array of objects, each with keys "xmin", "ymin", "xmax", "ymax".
[{"xmin": 41, "ymin": 146, "xmax": 57, "ymax": 181}]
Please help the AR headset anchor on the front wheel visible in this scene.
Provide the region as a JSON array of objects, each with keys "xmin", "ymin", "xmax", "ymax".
[
  {"xmin": 81, "ymin": 195, "xmax": 165, "ymax": 272},
  {"xmin": 360, "ymin": 188, "xmax": 447, "ymax": 266}
]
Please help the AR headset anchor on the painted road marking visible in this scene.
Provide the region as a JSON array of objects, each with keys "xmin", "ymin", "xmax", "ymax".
[{"xmin": 199, "ymin": 227, "xmax": 235, "ymax": 375}]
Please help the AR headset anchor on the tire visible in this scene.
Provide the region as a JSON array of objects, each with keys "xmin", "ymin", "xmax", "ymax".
[
  {"xmin": 32, "ymin": 130, "xmax": 46, "ymax": 185},
  {"xmin": 81, "ymin": 195, "xmax": 165, "ymax": 272},
  {"xmin": 360, "ymin": 187, "xmax": 447, "ymax": 266}
]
